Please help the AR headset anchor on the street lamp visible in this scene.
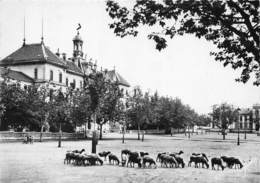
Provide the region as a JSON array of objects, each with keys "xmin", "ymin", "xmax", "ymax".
[{"xmin": 237, "ymin": 108, "xmax": 240, "ymax": 146}]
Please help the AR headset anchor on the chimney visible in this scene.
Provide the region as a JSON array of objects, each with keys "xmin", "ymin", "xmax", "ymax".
[
  {"xmin": 56, "ymin": 49, "xmax": 60, "ymax": 57},
  {"xmin": 62, "ymin": 53, "xmax": 66, "ymax": 60}
]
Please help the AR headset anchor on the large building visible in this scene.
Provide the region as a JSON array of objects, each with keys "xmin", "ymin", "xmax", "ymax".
[
  {"xmin": 230, "ymin": 104, "xmax": 260, "ymax": 132},
  {"xmin": 0, "ymin": 28, "xmax": 130, "ymax": 133},
  {"xmin": 0, "ymin": 29, "xmax": 130, "ymax": 91}
]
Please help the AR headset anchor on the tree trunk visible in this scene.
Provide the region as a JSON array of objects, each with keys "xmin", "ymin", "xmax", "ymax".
[
  {"xmin": 99, "ymin": 124, "xmax": 103, "ymax": 140},
  {"xmin": 58, "ymin": 122, "xmax": 62, "ymax": 148},
  {"xmin": 222, "ymin": 128, "xmax": 226, "ymax": 140},
  {"xmin": 137, "ymin": 123, "xmax": 140, "ymax": 140},
  {"xmin": 122, "ymin": 124, "xmax": 125, "ymax": 143},
  {"xmin": 84, "ymin": 122, "xmax": 87, "ymax": 138},
  {"xmin": 122, "ymin": 129, "xmax": 125, "ymax": 143},
  {"xmin": 92, "ymin": 131, "xmax": 97, "ymax": 153},
  {"xmin": 142, "ymin": 131, "xmax": 144, "ymax": 141},
  {"xmin": 188, "ymin": 126, "xmax": 190, "ymax": 139},
  {"xmin": 40, "ymin": 124, "xmax": 43, "ymax": 142}
]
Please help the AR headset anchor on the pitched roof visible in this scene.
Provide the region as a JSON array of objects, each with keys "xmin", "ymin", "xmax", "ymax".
[
  {"xmin": 0, "ymin": 43, "xmax": 66, "ymax": 67},
  {"xmin": 239, "ymin": 108, "xmax": 252, "ymax": 115},
  {"xmin": 66, "ymin": 60, "xmax": 84, "ymax": 75},
  {"xmin": 0, "ymin": 67, "xmax": 34, "ymax": 83},
  {"xmin": 106, "ymin": 70, "xmax": 130, "ymax": 87}
]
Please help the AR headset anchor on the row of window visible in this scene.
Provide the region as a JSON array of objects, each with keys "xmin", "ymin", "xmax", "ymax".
[
  {"xmin": 34, "ymin": 68, "xmax": 82, "ymax": 88},
  {"xmin": 239, "ymin": 122, "xmax": 253, "ymax": 129}
]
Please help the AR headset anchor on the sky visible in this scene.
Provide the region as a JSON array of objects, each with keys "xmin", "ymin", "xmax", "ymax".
[{"xmin": 0, "ymin": 0, "xmax": 259, "ymax": 115}]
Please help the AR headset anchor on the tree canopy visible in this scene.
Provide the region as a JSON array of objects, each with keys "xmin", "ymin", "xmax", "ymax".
[
  {"xmin": 125, "ymin": 86, "xmax": 211, "ymax": 134},
  {"xmin": 106, "ymin": 0, "xmax": 260, "ymax": 85},
  {"xmin": 210, "ymin": 103, "xmax": 238, "ymax": 139}
]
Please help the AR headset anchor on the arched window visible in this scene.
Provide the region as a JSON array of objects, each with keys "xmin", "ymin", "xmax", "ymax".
[
  {"xmin": 73, "ymin": 79, "xmax": 76, "ymax": 89},
  {"xmin": 34, "ymin": 68, "xmax": 38, "ymax": 79},
  {"xmin": 66, "ymin": 78, "xmax": 68, "ymax": 86},
  {"xmin": 59, "ymin": 72, "xmax": 62, "ymax": 83},
  {"xmin": 50, "ymin": 70, "xmax": 53, "ymax": 81},
  {"xmin": 80, "ymin": 81, "xmax": 82, "ymax": 88}
]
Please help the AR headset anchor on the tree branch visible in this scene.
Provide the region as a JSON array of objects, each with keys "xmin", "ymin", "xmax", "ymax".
[{"xmin": 228, "ymin": 0, "xmax": 259, "ymax": 45}]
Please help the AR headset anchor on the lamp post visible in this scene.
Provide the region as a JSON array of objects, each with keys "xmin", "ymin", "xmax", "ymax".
[
  {"xmin": 58, "ymin": 121, "xmax": 61, "ymax": 148},
  {"xmin": 244, "ymin": 127, "xmax": 247, "ymax": 140},
  {"xmin": 237, "ymin": 108, "xmax": 240, "ymax": 146}
]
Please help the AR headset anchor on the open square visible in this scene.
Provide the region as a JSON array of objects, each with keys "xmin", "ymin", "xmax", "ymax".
[{"xmin": 1, "ymin": 133, "xmax": 260, "ymax": 183}]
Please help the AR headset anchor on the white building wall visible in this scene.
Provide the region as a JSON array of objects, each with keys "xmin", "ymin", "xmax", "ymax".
[
  {"xmin": 9, "ymin": 64, "xmax": 45, "ymax": 80},
  {"xmin": 9, "ymin": 63, "xmax": 84, "ymax": 91},
  {"xmin": 66, "ymin": 72, "xmax": 84, "ymax": 89},
  {"xmin": 45, "ymin": 64, "xmax": 66, "ymax": 83}
]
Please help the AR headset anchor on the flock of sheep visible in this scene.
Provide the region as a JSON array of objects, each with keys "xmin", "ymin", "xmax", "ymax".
[{"xmin": 64, "ymin": 149, "xmax": 244, "ymax": 170}]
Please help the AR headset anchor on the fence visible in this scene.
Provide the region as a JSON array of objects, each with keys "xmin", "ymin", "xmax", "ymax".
[
  {"xmin": 0, "ymin": 131, "xmax": 90, "ymax": 142},
  {"xmin": 128, "ymin": 129, "xmax": 165, "ymax": 134}
]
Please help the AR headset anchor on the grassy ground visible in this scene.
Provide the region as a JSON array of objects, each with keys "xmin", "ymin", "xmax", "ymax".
[{"xmin": 0, "ymin": 132, "xmax": 260, "ymax": 183}]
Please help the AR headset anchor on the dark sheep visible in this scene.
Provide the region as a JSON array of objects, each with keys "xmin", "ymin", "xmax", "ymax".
[
  {"xmin": 161, "ymin": 155, "xmax": 178, "ymax": 168},
  {"xmin": 64, "ymin": 152, "xmax": 74, "ymax": 164},
  {"xmin": 169, "ymin": 150, "xmax": 184, "ymax": 156},
  {"xmin": 188, "ymin": 156, "xmax": 209, "ymax": 168},
  {"xmin": 85, "ymin": 154, "xmax": 103, "ymax": 166},
  {"xmin": 142, "ymin": 156, "xmax": 157, "ymax": 168},
  {"xmin": 221, "ymin": 156, "xmax": 243, "ymax": 169},
  {"xmin": 108, "ymin": 153, "xmax": 120, "ymax": 165},
  {"xmin": 175, "ymin": 156, "xmax": 185, "ymax": 168},
  {"xmin": 156, "ymin": 152, "xmax": 167, "ymax": 162},
  {"xmin": 140, "ymin": 152, "xmax": 149, "ymax": 157},
  {"xmin": 121, "ymin": 149, "xmax": 131, "ymax": 156},
  {"xmin": 98, "ymin": 151, "xmax": 111, "ymax": 161},
  {"xmin": 127, "ymin": 153, "xmax": 142, "ymax": 168},
  {"xmin": 192, "ymin": 153, "xmax": 209, "ymax": 162},
  {"xmin": 211, "ymin": 157, "xmax": 225, "ymax": 170},
  {"xmin": 72, "ymin": 149, "xmax": 85, "ymax": 154}
]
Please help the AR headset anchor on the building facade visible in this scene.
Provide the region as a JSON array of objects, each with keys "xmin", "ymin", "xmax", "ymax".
[
  {"xmin": 232, "ymin": 104, "xmax": 260, "ymax": 132},
  {"xmin": 0, "ymin": 28, "xmax": 130, "ymax": 133},
  {"xmin": 0, "ymin": 30, "xmax": 130, "ymax": 91}
]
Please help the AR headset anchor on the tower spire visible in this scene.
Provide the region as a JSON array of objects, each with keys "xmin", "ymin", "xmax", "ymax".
[
  {"xmin": 41, "ymin": 17, "xmax": 44, "ymax": 44},
  {"xmin": 23, "ymin": 15, "xmax": 26, "ymax": 46}
]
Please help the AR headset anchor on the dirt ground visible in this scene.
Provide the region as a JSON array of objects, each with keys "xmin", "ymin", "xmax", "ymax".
[{"xmin": 0, "ymin": 132, "xmax": 260, "ymax": 183}]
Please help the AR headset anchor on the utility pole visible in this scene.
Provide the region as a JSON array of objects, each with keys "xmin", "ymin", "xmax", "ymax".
[{"xmin": 237, "ymin": 108, "xmax": 240, "ymax": 146}]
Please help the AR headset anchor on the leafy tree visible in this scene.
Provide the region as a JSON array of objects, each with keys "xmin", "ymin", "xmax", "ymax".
[
  {"xmin": 48, "ymin": 89, "xmax": 72, "ymax": 132},
  {"xmin": 97, "ymin": 82, "xmax": 123, "ymax": 139},
  {"xmin": 87, "ymin": 71, "xmax": 123, "ymax": 139},
  {"xmin": 126, "ymin": 86, "xmax": 147, "ymax": 139},
  {"xmin": 106, "ymin": 0, "xmax": 260, "ymax": 85},
  {"xmin": 211, "ymin": 103, "xmax": 238, "ymax": 140},
  {"xmin": 0, "ymin": 82, "xmax": 41, "ymax": 131},
  {"xmin": 196, "ymin": 114, "xmax": 212, "ymax": 126},
  {"xmin": 69, "ymin": 88, "xmax": 92, "ymax": 134}
]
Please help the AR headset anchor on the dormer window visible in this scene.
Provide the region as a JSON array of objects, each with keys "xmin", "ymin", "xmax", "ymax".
[{"xmin": 34, "ymin": 68, "xmax": 38, "ymax": 79}]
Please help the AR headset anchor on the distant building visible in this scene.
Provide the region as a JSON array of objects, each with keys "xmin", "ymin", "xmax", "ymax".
[
  {"xmin": 0, "ymin": 30, "xmax": 130, "ymax": 91},
  {"xmin": 232, "ymin": 104, "xmax": 260, "ymax": 132},
  {"xmin": 0, "ymin": 27, "xmax": 130, "ymax": 133}
]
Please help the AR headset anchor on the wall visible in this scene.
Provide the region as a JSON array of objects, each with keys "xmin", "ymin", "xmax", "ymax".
[
  {"xmin": 44, "ymin": 64, "xmax": 66, "ymax": 83},
  {"xmin": 66, "ymin": 72, "xmax": 84, "ymax": 89},
  {"xmin": 0, "ymin": 131, "xmax": 90, "ymax": 142},
  {"xmin": 10, "ymin": 64, "xmax": 45, "ymax": 80}
]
